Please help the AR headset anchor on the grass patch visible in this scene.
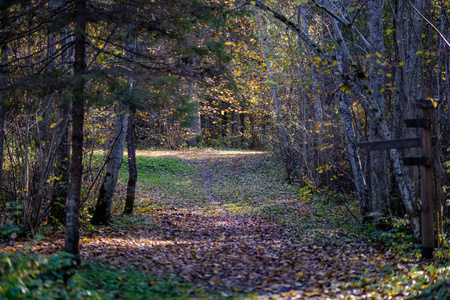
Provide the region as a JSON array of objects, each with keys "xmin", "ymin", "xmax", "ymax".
[
  {"xmin": 116, "ymin": 152, "xmax": 210, "ymax": 211},
  {"xmin": 0, "ymin": 252, "xmax": 220, "ymax": 300}
]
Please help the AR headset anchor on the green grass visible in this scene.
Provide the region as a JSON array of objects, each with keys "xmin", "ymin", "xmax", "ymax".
[{"xmin": 0, "ymin": 252, "xmax": 214, "ymax": 300}]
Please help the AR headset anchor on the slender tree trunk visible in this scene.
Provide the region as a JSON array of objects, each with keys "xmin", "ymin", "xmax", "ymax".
[
  {"xmin": 368, "ymin": 0, "xmax": 389, "ymax": 219},
  {"xmin": 123, "ymin": 107, "xmax": 137, "ymax": 214},
  {"xmin": 91, "ymin": 100, "xmax": 128, "ymax": 225},
  {"xmin": 50, "ymin": 8, "xmax": 72, "ymax": 224},
  {"xmin": 50, "ymin": 110, "xmax": 70, "ymax": 224},
  {"xmin": 91, "ymin": 6, "xmax": 135, "ymax": 223},
  {"xmin": 65, "ymin": 0, "xmax": 86, "ymax": 263},
  {"xmin": 336, "ymin": 48, "xmax": 371, "ymax": 219}
]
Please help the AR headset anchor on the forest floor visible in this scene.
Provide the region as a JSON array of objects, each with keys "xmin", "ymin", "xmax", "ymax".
[{"xmin": 2, "ymin": 149, "xmax": 450, "ymax": 299}]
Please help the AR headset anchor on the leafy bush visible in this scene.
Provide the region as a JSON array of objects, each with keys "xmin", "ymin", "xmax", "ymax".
[
  {"xmin": 0, "ymin": 252, "xmax": 85, "ymax": 299},
  {"xmin": 0, "ymin": 252, "xmax": 199, "ymax": 300}
]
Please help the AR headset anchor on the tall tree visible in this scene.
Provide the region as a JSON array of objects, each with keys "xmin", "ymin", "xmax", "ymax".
[
  {"xmin": 368, "ymin": 0, "xmax": 388, "ymax": 219},
  {"xmin": 65, "ymin": 0, "xmax": 86, "ymax": 262}
]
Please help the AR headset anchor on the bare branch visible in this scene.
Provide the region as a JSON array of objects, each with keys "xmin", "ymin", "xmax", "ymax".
[{"xmin": 406, "ymin": 0, "xmax": 450, "ymax": 48}]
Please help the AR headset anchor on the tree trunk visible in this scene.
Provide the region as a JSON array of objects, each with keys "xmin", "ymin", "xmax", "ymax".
[
  {"xmin": 64, "ymin": 0, "xmax": 86, "ymax": 263},
  {"xmin": 91, "ymin": 101, "xmax": 128, "ymax": 225},
  {"xmin": 48, "ymin": 0, "xmax": 71, "ymax": 225},
  {"xmin": 368, "ymin": 0, "xmax": 389, "ymax": 219},
  {"xmin": 91, "ymin": 6, "xmax": 135, "ymax": 224},
  {"xmin": 123, "ymin": 108, "xmax": 137, "ymax": 214},
  {"xmin": 336, "ymin": 48, "xmax": 371, "ymax": 219},
  {"xmin": 50, "ymin": 111, "xmax": 70, "ymax": 224}
]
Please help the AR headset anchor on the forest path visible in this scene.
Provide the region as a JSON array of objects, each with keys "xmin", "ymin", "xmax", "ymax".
[
  {"xmin": 12, "ymin": 150, "xmax": 421, "ymax": 299},
  {"xmin": 101, "ymin": 150, "xmax": 390, "ymax": 299}
]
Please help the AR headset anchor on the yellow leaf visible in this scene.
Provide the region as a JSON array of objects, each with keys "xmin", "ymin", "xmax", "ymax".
[
  {"xmin": 399, "ymin": 61, "xmax": 404, "ymax": 66},
  {"xmin": 250, "ymin": 0, "xmax": 256, "ymax": 4},
  {"xmin": 386, "ymin": 73, "xmax": 392, "ymax": 77},
  {"xmin": 375, "ymin": 52, "xmax": 382, "ymax": 58},
  {"xmin": 37, "ymin": 116, "xmax": 43, "ymax": 121},
  {"xmin": 416, "ymin": 51, "xmax": 423, "ymax": 55},
  {"xmin": 50, "ymin": 123, "xmax": 57, "ymax": 129},
  {"xmin": 366, "ymin": 54, "xmax": 372, "ymax": 59},
  {"xmin": 332, "ymin": 60, "xmax": 338, "ymax": 66},
  {"xmin": 386, "ymin": 29, "xmax": 394, "ymax": 35},
  {"xmin": 431, "ymin": 99, "xmax": 438, "ymax": 108}
]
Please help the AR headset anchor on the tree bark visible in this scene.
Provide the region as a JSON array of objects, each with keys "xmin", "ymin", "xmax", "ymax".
[
  {"xmin": 336, "ymin": 49, "xmax": 371, "ymax": 219},
  {"xmin": 91, "ymin": 5, "xmax": 135, "ymax": 223},
  {"xmin": 368, "ymin": 0, "xmax": 389, "ymax": 219},
  {"xmin": 123, "ymin": 107, "xmax": 137, "ymax": 214},
  {"xmin": 50, "ymin": 111, "xmax": 70, "ymax": 224},
  {"xmin": 91, "ymin": 100, "xmax": 128, "ymax": 225},
  {"xmin": 64, "ymin": 0, "xmax": 86, "ymax": 263}
]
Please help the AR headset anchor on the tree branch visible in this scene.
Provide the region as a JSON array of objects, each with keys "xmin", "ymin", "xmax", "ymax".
[{"xmin": 406, "ymin": 0, "xmax": 450, "ymax": 48}]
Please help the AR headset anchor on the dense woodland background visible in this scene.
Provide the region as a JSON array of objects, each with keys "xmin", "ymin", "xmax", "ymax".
[{"xmin": 0, "ymin": 0, "xmax": 449, "ymax": 265}]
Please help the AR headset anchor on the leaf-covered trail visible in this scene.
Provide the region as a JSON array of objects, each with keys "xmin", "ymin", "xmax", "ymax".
[
  {"xmin": 99, "ymin": 150, "xmax": 392, "ymax": 299},
  {"xmin": 4, "ymin": 150, "xmax": 429, "ymax": 299}
]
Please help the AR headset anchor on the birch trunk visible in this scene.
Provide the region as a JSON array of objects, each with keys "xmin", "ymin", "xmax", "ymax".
[
  {"xmin": 91, "ymin": 101, "xmax": 128, "ymax": 225},
  {"xmin": 91, "ymin": 10, "xmax": 135, "ymax": 224},
  {"xmin": 336, "ymin": 49, "xmax": 371, "ymax": 218}
]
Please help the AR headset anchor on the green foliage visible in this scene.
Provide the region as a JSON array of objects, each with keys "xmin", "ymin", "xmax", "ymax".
[
  {"xmin": 0, "ymin": 200, "xmax": 25, "ymax": 241},
  {"xmin": 76, "ymin": 264, "xmax": 195, "ymax": 300},
  {"xmin": 0, "ymin": 252, "xmax": 81, "ymax": 299},
  {"xmin": 364, "ymin": 220, "xmax": 419, "ymax": 257},
  {"xmin": 0, "ymin": 252, "xmax": 200, "ymax": 300}
]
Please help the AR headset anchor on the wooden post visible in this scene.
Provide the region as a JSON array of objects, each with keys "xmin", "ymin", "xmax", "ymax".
[
  {"xmin": 417, "ymin": 91, "xmax": 436, "ymax": 259},
  {"xmin": 358, "ymin": 89, "xmax": 439, "ymax": 260}
]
